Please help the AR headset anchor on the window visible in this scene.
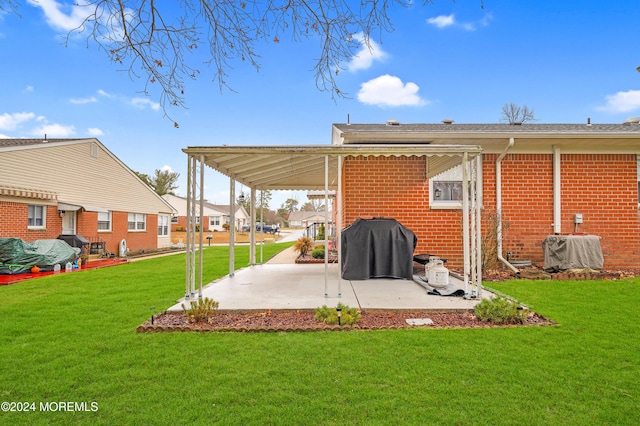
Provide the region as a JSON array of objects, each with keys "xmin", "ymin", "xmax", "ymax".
[
  {"xmin": 98, "ymin": 211, "xmax": 112, "ymax": 231},
  {"xmin": 430, "ymin": 166, "xmax": 463, "ymax": 209},
  {"xmin": 210, "ymin": 216, "xmax": 221, "ymax": 226},
  {"xmin": 171, "ymin": 216, "xmax": 178, "ymax": 223},
  {"xmin": 158, "ymin": 215, "xmax": 169, "ymax": 236},
  {"xmin": 429, "ymin": 163, "xmax": 481, "ymax": 209},
  {"xmin": 28, "ymin": 205, "xmax": 46, "ymax": 228},
  {"xmin": 128, "ymin": 213, "xmax": 146, "ymax": 231}
]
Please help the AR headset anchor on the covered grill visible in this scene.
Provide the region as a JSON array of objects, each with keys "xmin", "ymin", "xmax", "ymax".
[
  {"xmin": 57, "ymin": 234, "xmax": 90, "ymax": 254},
  {"xmin": 341, "ymin": 218, "xmax": 417, "ymax": 280}
]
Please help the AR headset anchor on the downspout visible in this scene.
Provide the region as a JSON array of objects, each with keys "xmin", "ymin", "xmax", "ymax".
[
  {"xmin": 553, "ymin": 146, "xmax": 561, "ymax": 234},
  {"xmin": 496, "ymin": 137, "xmax": 520, "ymax": 275}
]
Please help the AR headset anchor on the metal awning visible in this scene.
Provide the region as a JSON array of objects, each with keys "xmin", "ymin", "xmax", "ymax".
[
  {"xmin": 181, "ymin": 143, "xmax": 484, "ymax": 303},
  {"xmin": 182, "ymin": 144, "xmax": 483, "ymax": 190},
  {"xmin": 0, "ymin": 184, "xmax": 58, "ymax": 200},
  {"xmin": 58, "ymin": 202, "xmax": 109, "ymax": 213}
]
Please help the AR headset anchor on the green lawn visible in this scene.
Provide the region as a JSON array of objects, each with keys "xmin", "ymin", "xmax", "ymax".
[{"xmin": 1, "ymin": 244, "xmax": 638, "ymax": 425}]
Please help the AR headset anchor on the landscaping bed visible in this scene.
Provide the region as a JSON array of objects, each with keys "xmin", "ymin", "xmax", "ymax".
[{"xmin": 138, "ymin": 309, "xmax": 553, "ymax": 332}]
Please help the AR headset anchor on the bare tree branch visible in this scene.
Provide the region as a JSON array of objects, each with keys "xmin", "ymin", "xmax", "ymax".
[
  {"xmin": 5, "ymin": 0, "xmax": 472, "ymax": 123},
  {"xmin": 500, "ymin": 102, "xmax": 536, "ymax": 125}
]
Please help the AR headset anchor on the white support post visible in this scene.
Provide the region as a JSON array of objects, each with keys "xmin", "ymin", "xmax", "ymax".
[
  {"xmin": 185, "ymin": 155, "xmax": 193, "ymax": 299},
  {"xmin": 229, "ymin": 179, "xmax": 236, "ymax": 277},
  {"xmin": 198, "ymin": 155, "xmax": 205, "ymax": 299},
  {"xmin": 250, "ymin": 187, "xmax": 256, "ymax": 265},
  {"xmin": 462, "ymin": 152, "xmax": 471, "ymax": 298},
  {"xmin": 470, "ymin": 156, "xmax": 477, "ymax": 298},
  {"xmin": 337, "ymin": 155, "xmax": 343, "ymax": 298},
  {"xmin": 324, "ymin": 155, "xmax": 329, "ymax": 298},
  {"xmin": 475, "ymin": 155, "xmax": 483, "ymax": 297}
]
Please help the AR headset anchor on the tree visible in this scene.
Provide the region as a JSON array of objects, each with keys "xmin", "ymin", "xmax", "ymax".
[
  {"xmin": 282, "ymin": 198, "xmax": 299, "ymax": 213},
  {"xmin": 500, "ymin": 103, "xmax": 536, "ymax": 125},
  {"xmin": 136, "ymin": 168, "xmax": 179, "ymax": 195},
  {"xmin": 3, "ymin": 1, "xmax": 485, "ymax": 123},
  {"xmin": 151, "ymin": 169, "xmax": 180, "ymax": 196},
  {"xmin": 300, "ymin": 200, "xmax": 325, "ymax": 212},
  {"xmin": 134, "ymin": 171, "xmax": 152, "ymax": 187}
]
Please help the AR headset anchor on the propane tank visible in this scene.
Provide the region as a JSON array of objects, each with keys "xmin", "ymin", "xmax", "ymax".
[{"xmin": 428, "ymin": 258, "xmax": 449, "ymax": 288}]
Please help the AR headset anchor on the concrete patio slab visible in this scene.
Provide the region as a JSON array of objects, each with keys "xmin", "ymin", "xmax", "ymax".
[{"xmin": 168, "ymin": 261, "xmax": 487, "ymax": 312}]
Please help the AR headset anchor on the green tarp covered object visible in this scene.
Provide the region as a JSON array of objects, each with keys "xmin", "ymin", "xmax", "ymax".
[{"xmin": 0, "ymin": 238, "xmax": 80, "ymax": 274}]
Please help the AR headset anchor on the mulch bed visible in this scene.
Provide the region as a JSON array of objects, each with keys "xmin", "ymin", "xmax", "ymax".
[{"xmin": 138, "ymin": 309, "xmax": 554, "ymax": 333}]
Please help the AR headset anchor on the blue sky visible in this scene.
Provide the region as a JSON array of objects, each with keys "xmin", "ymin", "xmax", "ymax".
[{"xmin": 1, "ymin": 1, "xmax": 640, "ymax": 210}]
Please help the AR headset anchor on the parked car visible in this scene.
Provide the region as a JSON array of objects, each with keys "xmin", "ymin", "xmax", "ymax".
[{"xmin": 241, "ymin": 223, "xmax": 279, "ymax": 234}]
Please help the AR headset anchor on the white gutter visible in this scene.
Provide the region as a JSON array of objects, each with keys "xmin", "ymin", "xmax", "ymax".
[
  {"xmin": 496, "ymin": 137, "xmax": 520, "ymax": 275},
  {"xmin": 553, "ymin": 146, "xmax": 561, "ymax": 234}
]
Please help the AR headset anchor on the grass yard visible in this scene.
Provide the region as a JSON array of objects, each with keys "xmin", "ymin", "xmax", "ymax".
[{"xmin": 1, "ymin": 243, "xmax": 638, "ymax": 425}]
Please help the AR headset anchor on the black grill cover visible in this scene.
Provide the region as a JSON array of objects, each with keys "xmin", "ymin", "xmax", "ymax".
[{"xmin": 341, "ymin": 218, "xmax": 417, "ymax": 280}]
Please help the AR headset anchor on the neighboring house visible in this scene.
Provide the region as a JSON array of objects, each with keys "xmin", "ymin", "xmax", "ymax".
[
  {"xmin": 0, "ymin": 138, "xmax": 176, "ymax": 255},
  {"xmin": 288, "ymin": 211, "xmax": 330, "ymax": 228},
  {"xmin": 163, "ymin": 194, "xmax": 249, "ymax": 232}
]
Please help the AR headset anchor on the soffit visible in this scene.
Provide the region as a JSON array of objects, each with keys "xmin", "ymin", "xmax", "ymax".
[{"xmin": 183, "ymin": 145, "xmax": 483, "ymax": 190}]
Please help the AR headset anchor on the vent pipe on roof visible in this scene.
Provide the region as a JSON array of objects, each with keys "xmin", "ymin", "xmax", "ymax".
[
  {"xmin": 441, "ymin": 119, "xmax": 454, "ymax": 125},
  {"xmin": 386, "ymin": 119, "xmax": 399, "ymax": 126},
  {"xmin": 587, "ymin": 117, "xmax": 591, "ymax": 126}
]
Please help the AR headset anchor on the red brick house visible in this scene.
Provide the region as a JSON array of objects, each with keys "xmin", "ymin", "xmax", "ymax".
[
  {"xmin": 0, "ymin": 138, "xmax": 176, "ymax": 256},
  {"xmin": 180, "ymin": 120, "xmax": 640, "ymax": 293},
  {"xmin": 333, "ymin": 121, "xmax": 640, "ymax": 270}
]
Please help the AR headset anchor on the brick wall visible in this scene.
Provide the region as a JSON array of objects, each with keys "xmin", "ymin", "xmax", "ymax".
[
  {"xmin": 0, "ymin": 202, "xmax": 63, "ymax": 240},
  {"xmin": 342, "ymin": 155, "xmax": 466, "ymax": 268},
  {"xmin": 0, "ymin": 201, "xmax": 159, "ymax": 255},
  {"xmin": 342, "ymin": 153, "xmax": 640, "ymax": 270}
]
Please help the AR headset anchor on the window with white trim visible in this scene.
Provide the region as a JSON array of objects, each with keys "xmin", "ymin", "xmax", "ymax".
[
  {"xmin": 430, "ymin": 166, "xmax": 464, "ymax": 209},
  {"xmin": 28, "ymin": 205, "xmax": 46, "ymax": 228},
  {"xmin": 171, "ymin": 216, "xmax": 178, "ymax": 223},
  {"xmin": 98, "ymin": 211, "xmax": 112, "ymax": 231},
  {"xmin": 128, "ymin": 213, "xmax": 146, "ymax": 231},
  {"xmin": 210, "ymin": 216, "xmax": 221, "ymax": 226},
  {"xmin": 158, "ymin": 215, "xmax": 169, "ymax": 236}
]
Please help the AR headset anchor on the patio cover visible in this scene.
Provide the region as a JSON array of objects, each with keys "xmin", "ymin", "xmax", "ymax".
[{"xmin": 181, "ymin": 144, "xmax": 483, "ymax": 300}]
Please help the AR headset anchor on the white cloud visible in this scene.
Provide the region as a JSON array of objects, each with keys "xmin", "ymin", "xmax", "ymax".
[
  {"xmin": 70, "ymin": 96, "xmax": 98, "ymax": 104},
  {"xmin": 347, "ymin": 34, "xmax": 388, "ymax": 72},
  {"xmin": 27, "ymin": 0, "xmax": 89, "ymax": 32},
  {"xmin": 31, "ymin": 123, "xmax": 76, "ymax": 138},
  {"xmin": 161, "ymin": 165, "xmax": 174, "ymax": 173},
  {"xmin": 97, "ymin": 89, "xmax": 112, "ymax": 98},
  {"xmin": 131, "ymin": 97, "xmax": 161, "ymax": 111},
  {"xmin": 357, "ymin": 75, "xmax": 427, "ymax": 107},
  {"xmin": 427, "ymin": 13, "xmax": 492, "ymax": 31},
  {"xmin": 87, "ymin": 127, "xmax": 104, "ymax": 136},
  {"xmin": 427, "ymin": 14, "xmax": 455, "ymax": 29},
  {"xmin": 598, "ymin": 90, "xmax": 640, "ymax": 113},
  {"xmin": 24, "ymin": 86, "xmax": 34, "ymax": 93},
  {"xmin": 0, "ymin": 112, "xmax": 36, "ymax": 131}
]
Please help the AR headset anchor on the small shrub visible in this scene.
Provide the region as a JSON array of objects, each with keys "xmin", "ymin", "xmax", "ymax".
[
  {"xmin": 317, "ymin": 223, "xmax": 326, "ymax": 241},
  {"xmin": 311, "ymin": 244, "xmax": 325, "ymax": 259},
  {"xmin": 474, "ymin": 297, "xmax": 529, "ymax": 325},
  {"xmin": 315, "ymin": 303, "xmax": 361, "ymax": 325},
  {"xmin": 294, "ymin": 237, "xmax": 314, "ymax": 257},
  {"xmin": 181, "ymin": 297, "xmax": 219, "ymax": 323},
  {"xmin": 222, "ymin": 223, "xmax": 230, "ymax": 231}
]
